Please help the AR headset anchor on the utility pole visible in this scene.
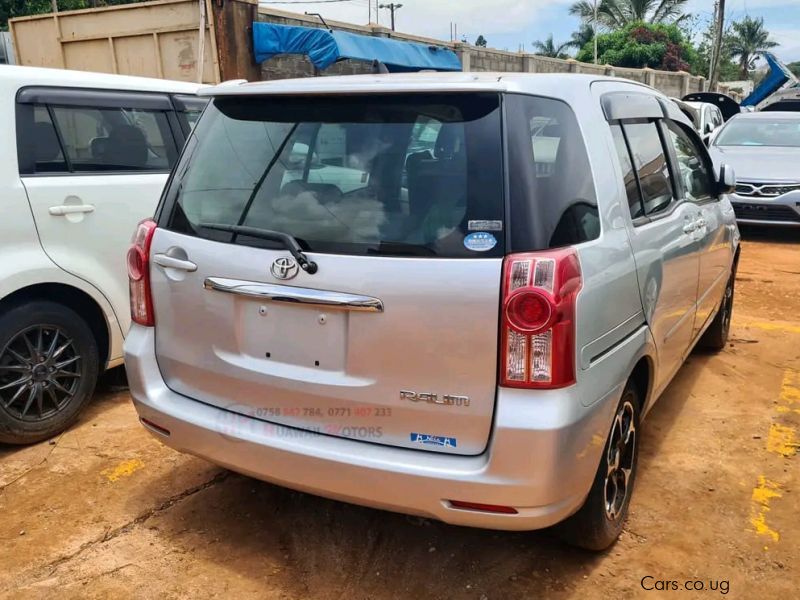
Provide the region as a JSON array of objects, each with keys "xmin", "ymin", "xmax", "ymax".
[
  {"xmin": 51, "ymin": 0, "xmax": 58, "ymax": 12},
  {"xmin": 708, "ymin": 1, "xmax": 718, "ymax": 81},
  {"xmin": 709, "ymin": 0, "xmax": 725, "ymax": 90},
  {"xmin": 593, "ymin": 0, "xmax": 598, "ymax": 64},
  {"xmin": 378, "ymin": 3, "xmax": 402, "ymax": 31}
]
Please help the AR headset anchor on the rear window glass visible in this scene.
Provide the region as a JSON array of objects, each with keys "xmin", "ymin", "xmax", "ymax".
[{"xmin": 163, "ymin": 94, "xmax": 505, "ymax": 258}]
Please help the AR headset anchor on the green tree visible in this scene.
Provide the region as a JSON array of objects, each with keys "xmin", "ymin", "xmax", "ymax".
[
  {"xmin": 568, "ymin": 23, "xmax": 595, "ymax": 51},
  {"xmin": 532, "ymin": 34, "xmax": 572, "ymax": 59},
  {"xmin": 1, "ymin": 1, "xmax": 146, "ymax": 29},
  {"xmin": 728, "ymin": 16, "xmax": 779, "ymax": 79},
  {"xmin": 695, "ymin": 18, "xmax": 738, "ymax": 81},
  {"xmin": 569, "ymin": 0, "xmax": 689, "ymax": 30},
  {"xmin": 788, "ymin": 61, "xmax": 800, "ymax": 78},
  {"xmin": 576, "ymin": 21, "xmax": 697, "ymax": 72},
  {"xmin": 474, "ymin": 34, "xmax": 487, "ymax": 47}
]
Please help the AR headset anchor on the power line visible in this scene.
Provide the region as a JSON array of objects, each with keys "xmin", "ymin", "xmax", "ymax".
[{"xmin": 378, "ymin": 3, "xmax": 402, "ymax": 31}]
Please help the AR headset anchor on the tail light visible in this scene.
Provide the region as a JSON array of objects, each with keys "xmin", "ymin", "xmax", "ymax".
[
  {"xmin": 127, "ymin": 219, "xmax": 157, "ymax": 326},
  {"xmin": 500, "ymin": 248, "xmax": 582, "ymax": 389}
]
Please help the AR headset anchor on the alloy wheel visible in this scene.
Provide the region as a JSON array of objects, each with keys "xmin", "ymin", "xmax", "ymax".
[
  {"xmin": 604, "ymin": 399, "xmax": 636, "ymax": 521},
  {"xmin": 0, "ymin": 325, "xmax": 82, "ymax": 421}
]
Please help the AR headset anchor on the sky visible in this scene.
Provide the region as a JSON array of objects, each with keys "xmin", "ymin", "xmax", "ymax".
[{"xmin": 258, "ymin": 0, "xmax": 800, "ymax": 65}]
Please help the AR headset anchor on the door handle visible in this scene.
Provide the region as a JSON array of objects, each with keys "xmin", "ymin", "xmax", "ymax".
[
  {"xmin": 49, "ymin": 204, "xmax": 95, "ymax": 216},
  {"xmin": 683, "ymin": 221, "xmax": 697, "ymax": 234},
  {"xmin": 152, "ymin": 253, "xmax": 197, "ymax": 272},
  {"xmin": 695, "ymin": 217, "xmax": 707, "ymax": 229}
]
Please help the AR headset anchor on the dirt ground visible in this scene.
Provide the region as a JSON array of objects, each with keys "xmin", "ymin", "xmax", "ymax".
[{"xmin": 1, "ymin": 228, "xmax": 798, "ymax": 599}]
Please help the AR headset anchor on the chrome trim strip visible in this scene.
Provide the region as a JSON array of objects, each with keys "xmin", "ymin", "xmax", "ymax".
[
  {"xmin": 581, "ymin": 312, "xmax": 646, "ymax": 370},
  {"xmin": 203, "ymin": 277, "xmax": 384, "ymax": 313}
]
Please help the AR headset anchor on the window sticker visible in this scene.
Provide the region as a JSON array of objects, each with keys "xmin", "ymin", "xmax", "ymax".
[{"xmin": 463, "ymin": 232, "xmax": 498, "ymax": 252}]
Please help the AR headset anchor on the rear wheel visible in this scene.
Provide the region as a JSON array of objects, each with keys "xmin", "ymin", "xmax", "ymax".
[
  {"xmin": 700, "ymin": 266, "xmax": 736, "ymax": 351},
  {"xmin": 0, "ymin": 302, "xmax": 99, "ymax": 444},
  {"xmin": 558, "ymin": 382, "xmax": 641, "ymax": 551}
]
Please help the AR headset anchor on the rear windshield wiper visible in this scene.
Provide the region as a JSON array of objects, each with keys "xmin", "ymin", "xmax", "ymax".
[{"xmin": 199, "ymin": 223, "xmax": 318, "ymax": 274}]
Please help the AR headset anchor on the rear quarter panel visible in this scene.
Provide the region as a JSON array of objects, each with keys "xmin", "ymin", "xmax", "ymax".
[{"xmin": 568, "ymin": 83, "xmax": 647, "ymax": 401}]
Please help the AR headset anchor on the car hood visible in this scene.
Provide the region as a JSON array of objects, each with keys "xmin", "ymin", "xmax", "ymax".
[{"xmin": 710, "ymin": 146, "xmax": 800, "ymax": 182}]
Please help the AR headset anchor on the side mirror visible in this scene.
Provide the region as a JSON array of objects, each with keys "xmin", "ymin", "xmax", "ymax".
[{"xmin": 717, "ymin": 163, "xmax": 736, "ymax": 195}]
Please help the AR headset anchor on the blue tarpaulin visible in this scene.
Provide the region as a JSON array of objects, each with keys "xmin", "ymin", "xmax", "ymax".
[
  {"xmin": 252, "ymin": 22, "xmax": 461, "ymax": 72},
  {"xmin": 741, "ymin": 52, "xmax": 797, "ymax": 107}
]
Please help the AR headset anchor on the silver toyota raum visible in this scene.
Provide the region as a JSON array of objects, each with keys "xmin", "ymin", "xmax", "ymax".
[{"xmin": 124, "ymin": 73, "xmax": 740, "ymax": 550}]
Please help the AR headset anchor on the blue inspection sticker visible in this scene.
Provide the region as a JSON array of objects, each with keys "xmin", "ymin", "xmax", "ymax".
[
  {"xmin": 410, "ymin": 433, "xmax": 457, "ymax": 448},
  {"xmin": 463, "ymin": 232, "xmax": 497, "ymax": 252}
]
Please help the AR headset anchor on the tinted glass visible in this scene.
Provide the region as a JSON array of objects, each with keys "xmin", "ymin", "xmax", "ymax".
[
  {"xmin": 610, "ymin": 124, "xmax": 643, "ymax": 219},
  {"xmin": 51, "ymin": 105, "xmax": 175, "ymax": 172},
  {"xmin": 715, "ymin": 118, "xmax": 800, "ymax": 147},
  {"xmin": 507, "ymin": 94, "xmax": 599, "ymax": 250},
  {"xmin": 28, "ymin": 106, "xmax": 68, "ymax": 173},
  {"xmin": 622, "ymin": 122, "xmax": 674, "ymax": 215},
  {"xmin": 164, "ymin": 94, "xmax": 505, "ymax": 258},
  {"xmin": 665, "ymin": 121, "xmax": 714, "ymax": 202}
]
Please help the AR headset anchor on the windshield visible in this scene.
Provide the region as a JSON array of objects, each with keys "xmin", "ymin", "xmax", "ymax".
[
  {"xmin": 715, "ymin": 118, "xmax": 800, "ymax": 148},
  {"xmin": 163, "ymin": 93, "xmax": 505, "ymax": 258}
]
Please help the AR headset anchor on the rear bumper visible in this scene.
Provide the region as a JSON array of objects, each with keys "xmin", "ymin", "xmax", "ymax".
[{"xmin": 124, "ymin": 326, "xmax": 634, "ymax": 531}]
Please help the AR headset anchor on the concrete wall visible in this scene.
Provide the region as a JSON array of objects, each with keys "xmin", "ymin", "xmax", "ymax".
[{"xmin": 254, "ymin": 4, "xmax": 741, "ymax": 100}]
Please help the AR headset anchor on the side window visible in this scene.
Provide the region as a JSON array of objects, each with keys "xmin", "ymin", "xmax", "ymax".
[
  {"xmin": 29, "ymin": 106, "xmax": 68, "ymax": 173},
  {"xmin": 621, "ymin": 121, "xmax": 674, "ymax": 216},
  {"xmin": 703, "ymin": 108, "xmax": 714, "ymax": 133},
  {"xmin": 610, "ymin": 124, "xmax": 643, "ymax": 219},
  {"xmin": 173, "ymin": 95, "xmax": 209, "ymax": 136},
  {"xmin": 664, "ymin": 120, "xmax": 714, "ymax": 202},
  {"xmin": 507, "ymin": 94, "xmax": 599, "ymax": 250},
  {"xmin": 50, "ymin": 105, "xmax": 175, "ymax": 172}
]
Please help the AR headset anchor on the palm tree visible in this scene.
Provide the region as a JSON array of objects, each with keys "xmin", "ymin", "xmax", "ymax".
[
  {"xmin": 569, "ymin": 0, "xmax": 689, "ymax": 30},
  {"xmin": 729, "ymin": 16, "xmax": 779, "ymax": 79},
  {"xmin": 532, "ymin": 34, "xmax": 573, "ymax": 59},
  {"xmin": 568, "ymin": 23, "xmax": 595, "ymax": 51}
]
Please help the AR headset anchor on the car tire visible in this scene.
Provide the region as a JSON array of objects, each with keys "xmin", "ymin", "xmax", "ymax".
[
  {"xmin": 0, "ymin": 301, "xmax": 99, "ymax": 445},
  {"xmin": 700, "ymin": 266, "xmax": 736, "ymax": 352},
  {"xmin": 557, "ymin": 381, "xmax": 641, "ymax": 551}
]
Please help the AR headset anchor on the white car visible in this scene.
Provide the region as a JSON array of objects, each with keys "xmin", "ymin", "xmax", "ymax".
[
  {"xmin": 684, "ymin": 101, "xmax": 725, "ymax": 139},
  {"xmin": 0, "ymin": 66, "xmax": 203, "ymax": 443}
]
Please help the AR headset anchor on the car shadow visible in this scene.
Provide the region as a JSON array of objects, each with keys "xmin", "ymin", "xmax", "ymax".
[
  {"xmin": 635, "ymin": 353, "xmax": 712, "ymax": 466},
  {"xmin": 739, "ymin": 225, "xmax": 800, "ymax": 245},
  {"xmin": 131, "ymin": 463, "xmax": 608, "ymax": 599},
  {"xmin": 0, "ymin": 367, "xmax": 128, "ymax": 458},
  {"xmin": 115, "ymin": 358, "xmax": 729, "ymax": 598}
]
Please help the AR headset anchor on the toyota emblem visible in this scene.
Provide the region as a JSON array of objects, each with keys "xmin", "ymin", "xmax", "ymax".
[{"xmin": 271, "ymin": 257, "xmax": 299, "ymax": 280}]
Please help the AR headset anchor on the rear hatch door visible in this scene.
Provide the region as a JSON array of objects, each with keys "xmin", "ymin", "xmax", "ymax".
[{"xmin": 151, "ymin": 92, "xmax": 506, "ymax": 455}]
